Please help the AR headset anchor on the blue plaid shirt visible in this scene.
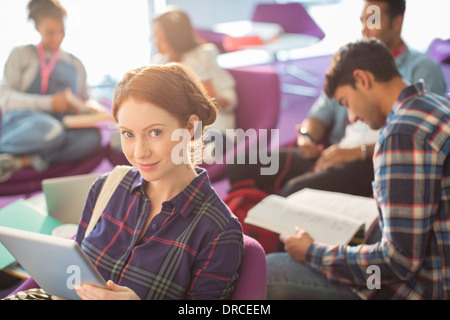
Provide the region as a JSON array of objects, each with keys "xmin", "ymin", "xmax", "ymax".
[
  {"xmin": 75, "ymin": 167, "xmax": 243, "ymax": 300},
  {"xmin": 306, "ymin": 82, "xmax": 450, "ymax": 299}
]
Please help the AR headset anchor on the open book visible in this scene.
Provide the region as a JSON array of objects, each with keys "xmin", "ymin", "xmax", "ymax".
[
  {"xmin": 62, "ymin": 112, "xmax": 114, "ymax": 128},
  {"xmin": 244, "ymin": 188, "xmax": 379, "ymax": 246},
  {"xmin": 62, "ymin": 90, "xmax": 114, "ymax": 128}
]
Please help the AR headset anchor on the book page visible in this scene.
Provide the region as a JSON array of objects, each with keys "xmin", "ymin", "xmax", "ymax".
[
  {"xmin": 65, "ymin": 90, "xmax": 92, "ymax": 113},
  {"xmin": 244, "ymin": 194, "xmax": 365, "ymax": 246},
  {"xmin": 62, "ymin": 112, "xmax": 114, "ymax": 128},
  {"xmin": 287, "ymin": 188, "xmax": 379, "ymax": 232}
]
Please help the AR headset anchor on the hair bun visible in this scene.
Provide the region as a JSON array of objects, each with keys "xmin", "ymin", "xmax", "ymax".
[{"xmin": 28, "ymin": 0, "xmax": 66, "ymax": 22}]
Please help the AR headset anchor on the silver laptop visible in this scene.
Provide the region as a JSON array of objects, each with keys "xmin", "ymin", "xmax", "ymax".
[
  {"xmin": 42, "ymin": 173, "xmax": 100, "ymax": 224},
  {"xmin": 0, "ymin": 225, "xmax": 107, "ymax": 300}
]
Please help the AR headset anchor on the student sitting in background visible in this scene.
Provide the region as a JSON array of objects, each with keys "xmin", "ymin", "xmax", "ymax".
[
  {"xmin": 227, "ymin": 0, "xmax": 447, "ymax": 198},
  {"xmin": 152, "ymin": 7, "xmax": 238, "ymax": 134},
  {"xmin": 109, "ymin": 7, "xmax": 238, "ymax": 156},
  {"xmin": 0, "ymin": 0, "xmax": 102, "ymax": 182}
]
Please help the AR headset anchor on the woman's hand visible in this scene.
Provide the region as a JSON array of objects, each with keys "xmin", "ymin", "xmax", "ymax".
[
  {"xmin": 74, "ymin": 280, "xmax": 140, "ymax": 300},
  {"xmin": 51, "ymin": 89, "xmax": 79, "ymax": 113}
]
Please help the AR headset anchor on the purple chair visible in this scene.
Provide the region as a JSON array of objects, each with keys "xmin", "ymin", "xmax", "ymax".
[
  {"xmin": 195, "ymin": 28, "xmax": 227, "ymax": 53},
  {"xmin": 5, "ymin": 278, "xmax": 39, "ymax": 298},
  {"xmin": 427, "ymin": 38, "xmax": 450, "ymax": 64},
  {"xmin": 230, "ymin": 235, "xmax": 267, "ymax": 300},
  {"xmin": 0, "ymin": 149, "xmax": 106, "ymax": 196},
  {"xmin": 106, "ymin": 144, "xmax": 130, "ymax": 168},
  {"xmin": 251, "ymin": 2, "xmax": 325, "ymax": 40},
  {"xmin": 7, "ymin": 235, "xmax": 267, "ymax": 300},
  {"xmin": 201, "ymin": 65, "xmax": 281, "ymax": 182},
  {"xmin": 427, "ymin": 38, "xmax": 450, "ymax": 99},
  {"xmin": 250, "ymin": 2, "xmax": 325, "ymax": 95}
]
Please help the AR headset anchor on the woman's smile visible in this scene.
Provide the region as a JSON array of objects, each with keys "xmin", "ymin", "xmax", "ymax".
[{"xmin": 137, "ymin": 161, "xmax": 160, "ymax": 171}]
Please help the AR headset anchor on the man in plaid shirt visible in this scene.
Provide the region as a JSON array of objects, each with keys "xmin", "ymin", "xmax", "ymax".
[{"xmin": 267, "ymin": 39, "xmax": 450, "ymax": 300}]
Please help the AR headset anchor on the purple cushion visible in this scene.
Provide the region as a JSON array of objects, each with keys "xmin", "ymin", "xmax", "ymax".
[
  {"xmin": 230, "ymin": 235, "xmax": 267, "ymax": 300},
  {"xmin": 106, "ymin": 145, "xmax": 130, "ymax": 167},
  {"xmin": 0, "ymin": 149, "xmax": 106, "ymax": 196},
  {"xmin": 5, "ymin": 278, "xmax": 39, "ymax": 298},
  {"xmin": 427, "ymin": 38, "xmax": 450, "ymax": 64},
  {"xmin": 201, "ymin": 66, "xmax": 281, "ymax": 182},
  {"xmin": 195, "ymin": 28, "xmax": 226, "ymax": 53}
]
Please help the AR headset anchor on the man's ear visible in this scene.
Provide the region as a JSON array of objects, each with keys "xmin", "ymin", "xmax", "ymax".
[
  {"xmin": 186, "ymin": 114, "xmax": 201, "ymax": 140},
  {"xmin": 353, "ymin": 69, "xmax": 371, "ymax": 89},
  {"xmin": 391, "ymin": 14, "xmax": 404, "ymax": 35}
]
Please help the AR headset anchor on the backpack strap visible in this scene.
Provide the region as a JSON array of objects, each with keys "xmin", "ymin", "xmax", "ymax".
[{"xmin": 85, "ymin": 165, "xmax": 132, "ymax": 238}]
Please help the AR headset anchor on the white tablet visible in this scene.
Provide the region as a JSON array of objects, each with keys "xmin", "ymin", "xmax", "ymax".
[{"xmin": 0, "ymin": 226, "xmax": 107, "ymax": 300}]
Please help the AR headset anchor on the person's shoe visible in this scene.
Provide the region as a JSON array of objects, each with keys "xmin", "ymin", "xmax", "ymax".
[{"xmin": 0, "ymin": 154, "xmax": 22, "ymax": 182}]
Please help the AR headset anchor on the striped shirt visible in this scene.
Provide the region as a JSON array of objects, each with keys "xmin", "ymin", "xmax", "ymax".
[
  {"xmin": 75, "ymin": 167, "xmax": 244, "ymax": 300},
  {"xmin": 306, "ymin": 81, "xmax": 450, "ymax": 299}
]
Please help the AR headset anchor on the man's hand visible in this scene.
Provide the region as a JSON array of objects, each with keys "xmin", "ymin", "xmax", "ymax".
[
  {"xmin": 74, "ymin": 280, "xmax": 140, "ymax": 300},
  {"xmin": 297, "ymin": 136, "xmax": 324, "ymax": 159},
  {"xmin": 280, "ymin": 227, "xmax": 314, "ymax": 263},
  {"xmin": 295, "ymin": 123, "xmax": 324, "ymax": 159},
  {"xmin": 314, "ymin": 144, "xmax": 361, "ymax": 172}
]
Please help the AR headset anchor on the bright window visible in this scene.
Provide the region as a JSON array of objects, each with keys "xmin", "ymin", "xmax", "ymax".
[{"xmin": 0, "ymin": 0, "xmax": 152, "ymax": 98}]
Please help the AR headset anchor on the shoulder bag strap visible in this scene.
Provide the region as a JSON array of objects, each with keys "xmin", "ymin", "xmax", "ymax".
[{"xmin": 84, "ymin": 165, "xmax": 132, "ymax": 238}]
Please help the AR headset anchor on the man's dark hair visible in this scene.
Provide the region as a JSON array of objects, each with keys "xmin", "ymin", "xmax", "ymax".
[
  {"xmin": 367, "ymin": 0, "xmax": 406, "ymax": 19},
  {"xmin": 324, "ymin": 39, "xmax": 401, "ymax": 98}
]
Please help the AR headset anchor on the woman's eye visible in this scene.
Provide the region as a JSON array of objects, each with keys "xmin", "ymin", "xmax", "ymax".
[
  {"xmin": 150, "ymin": 129, "xmax": 162, "ymax": 137},
  {"xmin": 122, "ymin": 131, "xmax": 134, "ymax": 139}
]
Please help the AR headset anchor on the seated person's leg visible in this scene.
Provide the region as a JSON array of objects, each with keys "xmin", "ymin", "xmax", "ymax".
[
  {"xmin": 42, "ymin": 127, "xmax": 102, "ymax": 165},
  {"xmin": 227, "ymin": 147, "xmax": 316, "ymax": 193},
  {"xmin": 281, "ymin": 160, "xmax": 374, "ymax": 197},
  {"xmin": 267, "ymin": 252, "xmax": 360, "ymax": 300},
  {"xmin": 0, "ymin": 110, "xmax": 66, "ymax": 155}
]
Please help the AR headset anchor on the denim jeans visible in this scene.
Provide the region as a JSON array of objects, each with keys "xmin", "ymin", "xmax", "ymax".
[
  {"xmin": 0, "ymin": 110, "xmax": 101, "ymax": 171},
  {"xmin": 267, "ymin": 218, "xmax": 382, "ymax": 300},
  {"xmin": 266, "ymin": 252, "xmax": 361, "ymax": 300}
]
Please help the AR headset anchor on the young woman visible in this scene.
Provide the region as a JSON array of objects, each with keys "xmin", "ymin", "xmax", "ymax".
[
  {"xmin": 152, "ymin": 8, "xmax": 238, "ymax": 134},
  {"xmin": 0, "ymin": 0, "xmax": 102, "ymax": 181},
  {"xmin": 69, "ymin": 63, "xmax": 243, "ymax": 300},
  {"xmin": 5, "ymin": 63, "xmax": 243, "ymax": 301}
]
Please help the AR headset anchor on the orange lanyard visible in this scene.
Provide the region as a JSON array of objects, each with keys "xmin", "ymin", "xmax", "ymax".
[{"xmin": 36, "ymin": 43, "xmax": 60, "ymax": 95}]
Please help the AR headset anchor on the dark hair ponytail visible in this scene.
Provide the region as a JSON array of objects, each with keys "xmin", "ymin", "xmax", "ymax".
[{"xmin": 28, "ymin": 0, "xmax": 66, "ymax": 23}]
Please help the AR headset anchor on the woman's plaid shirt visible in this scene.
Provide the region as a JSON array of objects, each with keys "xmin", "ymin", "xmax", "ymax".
[{"xmin": 75, "ymin": 167, "xmax": 243, "ymax": 300}]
